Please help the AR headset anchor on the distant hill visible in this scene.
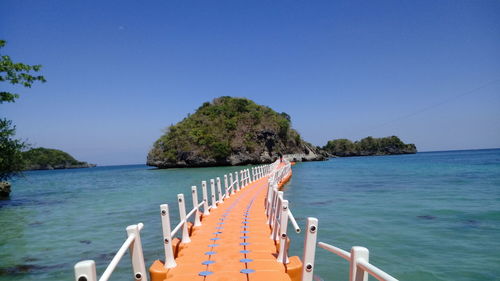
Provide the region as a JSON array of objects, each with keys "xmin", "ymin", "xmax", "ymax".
[
  {"xmin": 22, "ymin": 147, "xmax": 96, "ymax": 170},
  {"xmin": 323, "ymin": 136, "xmax": 417, "ymax": 157},
  {"xmin": 147, "ymin": 97, "xmax": 326, "ymax": 168}
]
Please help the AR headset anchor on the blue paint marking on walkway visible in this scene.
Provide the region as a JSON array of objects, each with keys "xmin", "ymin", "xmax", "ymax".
[{"xmin": 199, "ymin": 271, "xmax": 213, "ymax": 276}]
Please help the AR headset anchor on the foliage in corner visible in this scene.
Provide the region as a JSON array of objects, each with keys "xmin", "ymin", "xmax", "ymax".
[
  {"xmin": 0, "ymin": 119, "xmax": 26, "ymax": 181},
  {"xmin": 0, "ymin": 39, "xmax": 46, "ymax": 182},
  {"xmin": 0, "ymin": 40, "xmax": 46, "ymax": 104}
]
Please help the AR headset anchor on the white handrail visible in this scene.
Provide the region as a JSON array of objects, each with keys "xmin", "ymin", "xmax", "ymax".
[
  {"xmin": 170, "ymin": 219, "xmax": 183, "ymax": 238},
  {"xmin": 170, "ymin": 200, "xmax": 202, "ymax": 238},
  {"xmin": 317, "ymin": 242, "xmax": 351, "ymax": 261},
  {"xmin": 287, "ymin": 209, "xmax": 301, "ymax": 233},
  {"xmin": 358, "ymin": 259, "xmax": 398, "ymax": 281},
  {"xmin": 74, "ymin": 223, "xmax": 147, "ymax": 281},
  {"xmin": 99, "ymin": 234, "xmax": 136, "ymax": 281},
  {"xmin": 76, "ymin": 165, "xmax": 276, "ymax": 281},
  {"xmin": 186, "ymin": 202, "xmax": 204, "ymax": 223},
  {"xmin": 317, "ymin": 242, "xmax": 399, "ymax": 281}
]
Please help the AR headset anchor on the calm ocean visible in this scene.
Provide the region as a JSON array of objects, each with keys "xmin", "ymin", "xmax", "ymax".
[{"xmin": 1, "ymin": 149, "xmax": 499, "ymax": 280}]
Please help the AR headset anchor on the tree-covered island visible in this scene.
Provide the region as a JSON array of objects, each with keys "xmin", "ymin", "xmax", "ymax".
[
  {"xmin": 323, "ymin": 136, "xmax": 417, "ymax": 157},
  {"xmin": 147, "ymin": 97, "xmax": 327, "ymax": 168},
  {"xmin": 22, "ymin": 147, "xmax": 96, "ymax": 170}
]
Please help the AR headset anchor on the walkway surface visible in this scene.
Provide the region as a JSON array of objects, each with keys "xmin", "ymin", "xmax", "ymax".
[{"xmin": 150, "ymin": 164, "xmax": 296, "ymax": 281}]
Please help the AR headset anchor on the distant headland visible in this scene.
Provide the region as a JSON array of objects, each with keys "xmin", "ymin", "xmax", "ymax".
[
  {"xmin": 147, "ymin": 97, "xmax": 327, "ymax": 168},
  {"xmin": 323, "ymin": 136, "xmax": 417, "ymax": 157},
  {"xmin": 22, "ymin": 147, "xmax": 96, "ymax": 170}
]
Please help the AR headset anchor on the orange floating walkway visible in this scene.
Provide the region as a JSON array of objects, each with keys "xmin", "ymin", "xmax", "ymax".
[
  {"xmin": 74, "ymin": 160, "xmax": 400, "ymax": 281},
  {"xmin": 150, "ymin": 163, "xmax": 302, "ymax": 281}
]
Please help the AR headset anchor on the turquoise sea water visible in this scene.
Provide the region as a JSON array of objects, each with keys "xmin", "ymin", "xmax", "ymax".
[{"xmin": 1, "ymin": 149, "xmax": 499, "ymax": 280}]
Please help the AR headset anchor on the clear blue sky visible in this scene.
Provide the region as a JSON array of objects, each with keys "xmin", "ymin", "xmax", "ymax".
[{"xmin": 1, "ymin": 0, "xmax": 499, "ymax": 165}]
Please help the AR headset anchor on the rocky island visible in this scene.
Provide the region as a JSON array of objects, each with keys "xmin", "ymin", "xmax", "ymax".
[
  {"xmin": 323, "ymin": 136, "xmax": 417, "ymax": 157},
  {"xmin": 22, "ymin": 147, "xmax": 96, "ymax": 170},
  {"xmin": 147, "ymin": 97, "xmax": 327, "ymax": 168}
]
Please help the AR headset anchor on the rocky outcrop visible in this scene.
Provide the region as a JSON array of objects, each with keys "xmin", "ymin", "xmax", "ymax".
[
  {"xmin": 0, "ymin": 181, "xmax": 11, "ymax": 198},
  {"xmin": 147, "ymin": 97, "xmax": 326, "ymax": 168}
]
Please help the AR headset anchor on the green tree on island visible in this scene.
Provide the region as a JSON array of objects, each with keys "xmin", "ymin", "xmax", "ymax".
[{"xmin": 0, "ymin": 40, "xmax": 46, "ymax": 195}]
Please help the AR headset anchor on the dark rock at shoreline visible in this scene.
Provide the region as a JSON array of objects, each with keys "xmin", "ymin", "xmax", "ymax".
[
  {"xmin": 24, "ymin": 163, "xmax": 96, "ymax": 171},
  {"xmin": 0, "ymin": 182, "xmax": 11, "ymax": 198}
]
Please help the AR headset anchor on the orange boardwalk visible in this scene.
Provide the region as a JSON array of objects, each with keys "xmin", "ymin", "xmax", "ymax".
[
  {"xmin": 150, "ymin": 163, "xmax": 302, "ymax": 281},
  {"xmin": 74, "ymin": 159, "xmax": 400, "ymax": 281}
]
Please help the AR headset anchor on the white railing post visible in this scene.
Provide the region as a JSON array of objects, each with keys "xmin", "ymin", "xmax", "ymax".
[
  {"xmin": 160, "ymin": 204, "xmax": 177, "ymax": 268},
  {"xmin": 177, "ymin": 194, "xmax": 191, "ymax": 243},
  {"xmin": 74, "ymin": 260, "xmax": 97, "ymax": 281},
  {"xmin": 240, "ymin": 170, "xmax": 244, "ymax": 187},
  {"xmin": 246, "ymin": 169, "xmax": 250, "ymax": 185},
  {"xmin": 216, "ymin": 177, "xmax": 223, "ymax": 203},
  {"xmin": 210, "ymin": 179, "xmax": 217, "ymax": 209},
  {"xmin": 301, "ymin": 218, "xmax": 318, "ymax": 281},
  {"xmin": 201, "ymin": 181, "xmax": 210, "ymax": 216},
  {"xmin": 270, "ymin": 191, "xmax": 283, "ymax": 240},
  {"xmin": 224, "ymin": 174, "xmax": 229, "ymax": 198},
  {"xmin": 267, "ymin": 187, "xmax": 277, "ymax": 224},
  {"xmin": 350, "ymin": 247, "xmax": 369, "ymax": 281},
  {"xmin": 191, "ymin": 186, "xmax": 202, "ymax": 227},
  {"xmin": 235, "ymin": 172, "xmax": 240, "ymax": 191},
  {"xmin": 276, "ymin": 199, "xmax": 290, "ymax": 264},
  {"xmin": 252, "ymin": 167, "xmax": 255, "ymax": 181},
  {"xmin": 229, "ymin": 173, "xmax": 235, "ymax": 195},
  {"xmin": 126, "ymin": 224, "xmax": 148, "ymax": 281},
  {"xmin": 244, "ymin": 169, "xmax": 248, "ymax": 185}
]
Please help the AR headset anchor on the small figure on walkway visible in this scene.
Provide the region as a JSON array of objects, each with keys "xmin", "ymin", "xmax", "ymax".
[{"xmin": 278, "ymin": 152, "xmax": 283, "ymax": 163}]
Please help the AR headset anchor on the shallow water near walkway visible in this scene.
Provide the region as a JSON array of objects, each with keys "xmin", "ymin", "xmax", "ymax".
[{"xmin": 1, "ymin": 149, "xmax": 499, "ymax": 280}]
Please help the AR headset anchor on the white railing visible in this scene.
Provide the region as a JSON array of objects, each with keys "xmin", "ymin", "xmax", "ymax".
[
  {"xmin": 75, "ymin": 159, "xmax": 398, "ymax": 281},
  {"xmin": 316, "ymin": 243, "xmax": 398, "ymax": 281},
  {"xmin": 263, "ymin": 161, "xmax": 398, "ymax": 281},
  {"xmin": 264, "ymin": 160, "xmax": 300, "ymax": 265},
  {"xmin": 74, "ymin": 223, "xmax": 147, "ymax": 281},
  {"xmin": 74, "ymin": 164, "xmax": 270, "ymax": 280},
  {"xmin": 158, "ymin": 164, "xmax": 271, "ymax": 269}
]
